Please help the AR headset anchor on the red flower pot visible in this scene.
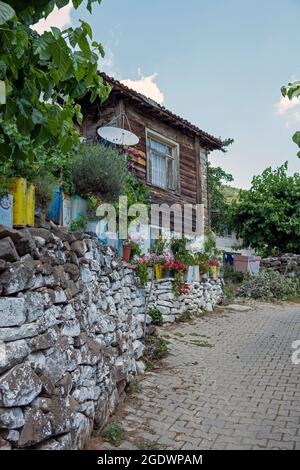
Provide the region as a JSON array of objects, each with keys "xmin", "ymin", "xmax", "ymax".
[{"xmin": 123, "ymin": 245, "xmax": 131, "ymax": 262}]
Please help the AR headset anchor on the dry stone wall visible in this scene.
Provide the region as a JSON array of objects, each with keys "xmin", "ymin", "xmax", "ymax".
[
  {"xmin": 0, "ymin": 223, "xmax": 224, "ymax": 450},
  {"xmin": 0, "ymin": 224, "xmax": 146, "ymax": 450},
  {"xmin": 147, "ymin": 278, "xmax": 223, "ymax": 323},
  {"xmin": 261, "ymin": 254, "xmax": 300, "ymax": 276}
]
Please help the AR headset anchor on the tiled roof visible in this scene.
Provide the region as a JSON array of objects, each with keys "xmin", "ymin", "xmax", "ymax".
[{"xmin": 99, "ymin": 72, "xmax": 223, "ymax": 150}]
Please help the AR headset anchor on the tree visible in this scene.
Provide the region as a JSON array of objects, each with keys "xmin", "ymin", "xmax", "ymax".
[
  {"xmin": 281, "ymin": 81, "xmax": 300, "ymax": 158},
  {"xmin": 229, "ymin": 162, "xmax": 300, "ymax": 255},
  {"xmin": 0, "ymin": 0, "xmax": 110, "ymax": 182},
  {"xmin": 208, "ymin": 163, "xmax": 234, "ymax": 234}
]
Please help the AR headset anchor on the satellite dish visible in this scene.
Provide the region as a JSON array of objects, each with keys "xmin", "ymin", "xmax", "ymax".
[{"xmin": 97, "ymin": 126, "xmax": 139, "ymax": 146}]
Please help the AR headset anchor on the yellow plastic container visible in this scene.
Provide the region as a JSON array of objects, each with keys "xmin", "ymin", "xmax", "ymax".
[
  {"xmin": 154, "ymin": 263, "xmax": 163, "ymax": 280},
  {"xmin": 8, "ymin": 177, "xmax": 27, "ymax": 227},
  {"xmin": 26, "ymin": 184, "xmax": 35, "ymax": 227}
]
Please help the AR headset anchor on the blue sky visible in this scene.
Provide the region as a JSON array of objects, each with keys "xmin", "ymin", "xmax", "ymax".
[{"xmin": 40, "ymin": 0, "xmax": 300, "ymax": 188}]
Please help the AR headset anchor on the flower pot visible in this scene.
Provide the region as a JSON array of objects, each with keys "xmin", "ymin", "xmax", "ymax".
[
  {"xmin": 26, "ymin": 184, "xmax": 35, "ymax": 227},
  {"xmin": 209, "ymin": 265, "xmax": 218, "ymax": 279},
  {"xmin": 48, "ymin": 186, "xmax": 62, "ymax": 224},
  {"xmin": 193, "ymin": 265, "xmax": 200, "ymax": 282},
  {"xmin": 186, "ymin": 266, "xmax": 194, "ymax": 282},
  {"xmin": 71, "ymin": 195, "xmax": 87, "ymax": 221},
  {"xmin": 201, "ymin": 272, "xmax": 209, "ymax": 281},
  {"xmin": 0, "ymin": 194, "xmax": 13, "ymax": 228},
  {"xmin": 123, "ymin": 245, "xmax": 131, "ymax": 262},
  {"xmin": 163, "ymin": 267, "xmax": 172, "ymax": 279},
  {"xmin": 154, "ymin": 263, "xmax": 163, "ymax": 280},
  {"xmin": 61, "ymin": 193, "xmax": 71, "ymax": 227},
  {"xmin": 8, "ymin": 177, "xmax": 27, "ymax": 227}
]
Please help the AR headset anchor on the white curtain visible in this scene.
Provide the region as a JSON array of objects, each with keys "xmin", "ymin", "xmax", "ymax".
[{"xmin": 151, "ymin": 151, "xmax": 165, "ymax": 187}]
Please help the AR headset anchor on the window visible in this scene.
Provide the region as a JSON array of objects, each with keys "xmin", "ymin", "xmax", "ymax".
[{"xmin": 146, "ymin": 130, "xmax": 179, "ymax": 192}]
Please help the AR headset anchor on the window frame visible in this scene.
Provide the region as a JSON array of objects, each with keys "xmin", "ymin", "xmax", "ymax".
[{"xmin": 146, "ymin": 128, "xmax": 180, "ymax": 193}]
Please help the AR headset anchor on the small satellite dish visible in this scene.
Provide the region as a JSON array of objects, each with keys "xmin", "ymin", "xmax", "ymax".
[{"xmin": 97, "ymin": 126, "xmax": 139, "ymax": 146}]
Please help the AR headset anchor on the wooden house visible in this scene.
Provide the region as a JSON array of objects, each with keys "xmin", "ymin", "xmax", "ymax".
[{"xmin": 80, "ymin": 73, "xmax": 223, "ymax": 241}]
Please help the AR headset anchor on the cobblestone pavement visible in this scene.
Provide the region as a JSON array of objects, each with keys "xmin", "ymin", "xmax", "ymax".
[{"xmin": 90, "ymin": 303, "xmax": 300, "ymax": 450}]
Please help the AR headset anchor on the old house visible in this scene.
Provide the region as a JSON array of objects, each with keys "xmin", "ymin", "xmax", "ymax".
[{"xmin": 81, "ymin": 73, "xmax": 223, "ymax": 243}]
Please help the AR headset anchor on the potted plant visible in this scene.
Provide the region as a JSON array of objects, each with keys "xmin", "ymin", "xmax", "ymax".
[
  {"xmin": 194, "ymin": 252, "xmax": 210, "ymax": 281},
  {"xmin": 208, "ymin": 259, "xmax": 220, "ymax": 279},
  {"xmin": 163, "ymin": 260, "xmax": 188, "ymax": 297}
]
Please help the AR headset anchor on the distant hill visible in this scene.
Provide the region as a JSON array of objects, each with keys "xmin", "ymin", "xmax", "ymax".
[{"xmin": 221, "ymin": 185, "xmax": 240, "ymax": 204}]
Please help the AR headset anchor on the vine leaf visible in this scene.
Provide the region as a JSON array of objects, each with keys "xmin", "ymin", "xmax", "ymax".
[{"xmin": 0, "ymin": 1, "xmax": 15, "ymax": 25}]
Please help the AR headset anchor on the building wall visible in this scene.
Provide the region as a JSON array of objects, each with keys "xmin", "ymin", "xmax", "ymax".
[{"xmin": 81, "ymin": 94, "xmax": 210, "ymax": 230}]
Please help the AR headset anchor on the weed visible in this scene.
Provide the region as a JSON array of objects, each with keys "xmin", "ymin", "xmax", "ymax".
[
  {"xmin": 138, "ymin": 442, "xmax": 160, "ymax": 450},
  {"xmin": 102, "ymin": 420, "xmax": 125, "ymax": 447},
  {"xmin": 127, "ymin": 378, "xmax": 142, "ymax": 395},
  {"xmin": 175, "ymin": 310, "xmax": 193, "ymax": 323},
  {"xmin": 148, "ymin": 307, "xmax": 163, "ymax": 326}
]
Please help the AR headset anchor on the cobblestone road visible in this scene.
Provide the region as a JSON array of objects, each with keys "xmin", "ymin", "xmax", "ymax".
[{"xmin": 90, "ymin": 303, "xmax": 300, "ymax": 450}]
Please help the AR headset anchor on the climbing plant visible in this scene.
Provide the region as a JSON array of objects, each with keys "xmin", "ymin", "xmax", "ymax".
[{"xmin": 0, "ymin": 0, "xmax": 110, "ymax": 180}]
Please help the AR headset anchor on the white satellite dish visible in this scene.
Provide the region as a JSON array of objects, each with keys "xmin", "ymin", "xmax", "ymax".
[{"xmin": 97, "ymin": 126, "xmax": 139, "ymax": 146}]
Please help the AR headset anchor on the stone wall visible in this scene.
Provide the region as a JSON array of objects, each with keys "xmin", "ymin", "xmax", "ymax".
[
  {"xmin": 260, "ymin": 254, "xmax": 300, "ymax": 276},
  {"xmin": 147, "ymin": 278, "xmax": 223, "ymax": 323},
  {"xmin": 0, "ymin": 224, "xmax": 146, "ymax": 450}
]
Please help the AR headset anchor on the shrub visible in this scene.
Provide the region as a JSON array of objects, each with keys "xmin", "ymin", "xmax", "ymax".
[
  {"xmin": 71, "ymin": 144, "xmax": 129, "ymax": 201},
  {"xmin": 238, "ymin": 271, "xmax": 300, "ymax": 301},
  {"xmin": 148, "ymin": 307, "xmax": 163, "ymax": 326}
]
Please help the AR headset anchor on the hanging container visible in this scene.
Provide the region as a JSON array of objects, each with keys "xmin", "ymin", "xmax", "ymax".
[
  {"xmin": 0, "ymin": 194, "xmax": 13, "ymax": 228},
  {"xmin": 48, "ymin": 186, "xmax": 62, "ymax": 224},
  {"xmin": 8, "ymin": 177, "xmax": 27, "ymax": 227},
  {"xmin": 26, "ymin": 184, "xmax": 35, "ymax": 227}
]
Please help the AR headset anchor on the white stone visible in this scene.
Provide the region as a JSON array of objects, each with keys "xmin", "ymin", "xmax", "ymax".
[
  {"xmin": 0, "ymin": 298, "xmax": 26, "ymax": 327},
  {"xmin": 0, "ymin": 363, "xmax": 42, "ymax": 407},
  {"xmin": 0, "ymin": 407, "xmax": 25, "ymax": 429},
  {"xmin": 0, "ymin": 323, "xmax": 39, "ymax": 342}
]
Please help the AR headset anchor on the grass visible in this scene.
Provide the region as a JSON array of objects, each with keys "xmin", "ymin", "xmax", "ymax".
[
  {"xmin": 190, "ymin": 339, "xmax": 214, "ymax": 348},
  {"xmin": 102, "ymin": 420, "xmax": 125, "ymax": 447},
  {"xmin": 127, "ymin": 378, "xmax": 143, "ymax": 395},
  {"xmin": 175, "ymin": 310, "xmax": 193, "ymax": 323},
  {"xmin": 138, "ymin": 441, "xmax": 160, "ymax": 450}
]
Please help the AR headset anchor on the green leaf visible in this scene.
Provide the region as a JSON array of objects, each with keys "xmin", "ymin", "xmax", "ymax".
[
  {"xmin": 79, "ymin": 19, "xmax": 92, "ymax": 39},
  {"xmin": 51, "ymin": 26, "xmax": 61, "ymax": 40},
  {"xmin": 292, "ymin": 131, "xmax": 300, "ymax": 148},
  {"xmin": 32, "ymin": 108, "xmax": 47, "ymax": 125},
  {"xmin": 0, "ymin": 1, "xmax": 15, "ymax": 25},
  {"xmin": 77, "ymin": 34, "xmax": 91, "ymax": 57},
  {"xmin": 32, "ymin": 33, "xmax": 52, "ymax": 61},
  {"xmin": 50, "ymin": 38, "xmax": 71, "ymax": 79}
]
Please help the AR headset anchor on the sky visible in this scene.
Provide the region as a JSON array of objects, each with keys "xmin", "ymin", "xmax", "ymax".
[{"xmin": 34, "ymin": 0, "xmax": 300, "ymax": 188}]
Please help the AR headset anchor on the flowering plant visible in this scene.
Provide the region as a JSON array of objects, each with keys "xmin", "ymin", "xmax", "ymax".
[
  {"xmin": 208, "ymin": 259, "xmax": 219, "ymax": 267},
  {"xmin": 178, "ymin": 282, "xmax": 190, "ymax": 296}
]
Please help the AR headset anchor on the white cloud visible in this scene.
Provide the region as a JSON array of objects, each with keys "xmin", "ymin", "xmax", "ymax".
[
  {"xmin": 121, "ymin": 72, "xmax": 164, "ymax": 104},
  {"xmin": 276, "ymin": 95, "xmax": 300, "ymax": 115},
  {"xmin": 32, "ymin": 3, "xmax": 73, "ymax": 34}
]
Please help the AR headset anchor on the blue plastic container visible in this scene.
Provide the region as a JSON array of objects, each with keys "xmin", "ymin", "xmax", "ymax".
[
  {"xmin": 47, "ymin": 186, "xmax": 62, "ymax": 224},
  {"xmin": 0, "ymin": 194, "xmax": 13, "ymax": 228}
]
